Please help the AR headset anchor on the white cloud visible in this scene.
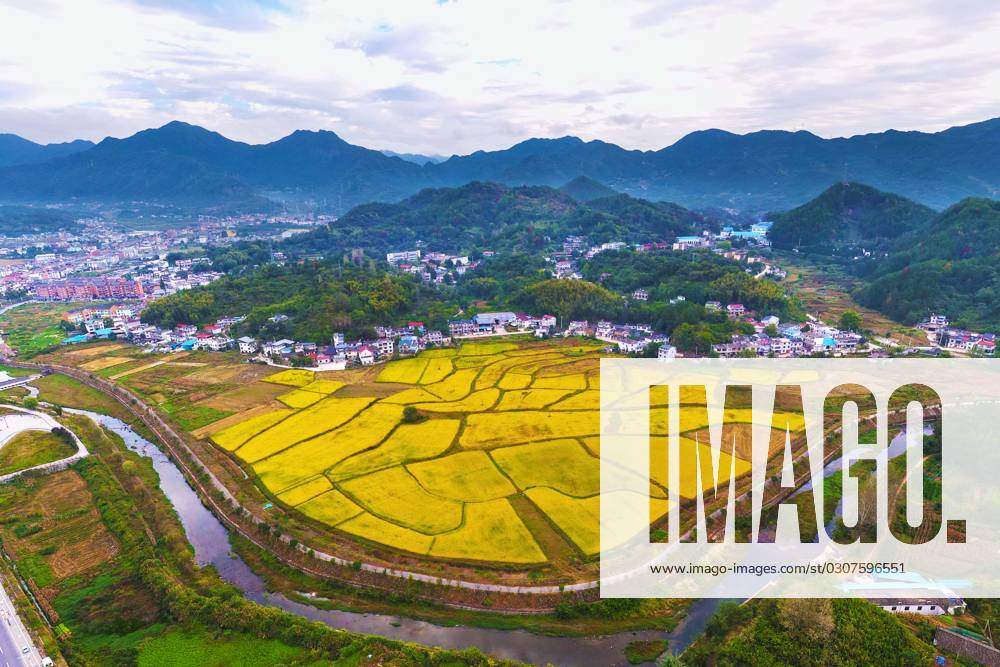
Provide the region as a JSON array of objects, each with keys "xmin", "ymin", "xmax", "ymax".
[{"xmin": 0, "ymin": 0, "xmax": 997, "ymax": 153}]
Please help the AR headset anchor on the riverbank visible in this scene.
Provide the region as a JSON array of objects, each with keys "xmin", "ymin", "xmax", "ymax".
[{"xmin": 69, "ymin": 406, "xmax": 692, "ymax": 666}]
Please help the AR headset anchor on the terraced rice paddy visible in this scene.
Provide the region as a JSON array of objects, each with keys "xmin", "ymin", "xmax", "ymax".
[
  {"xmin": 99, "ymin": 338, "xmax": 804, "ymax": 568},
  {"xmin": 187, "ymin": 340, "xmax": 801, "ymax": 564}
]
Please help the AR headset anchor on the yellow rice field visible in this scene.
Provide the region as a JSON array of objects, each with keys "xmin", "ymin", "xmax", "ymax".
[
  {"xmin": 262, "ymin": 368, "xmax": 315, "ymax": 387},
  {"xmin": 191, "ymin": 338, "xmax": 802, "ymax": 565}
]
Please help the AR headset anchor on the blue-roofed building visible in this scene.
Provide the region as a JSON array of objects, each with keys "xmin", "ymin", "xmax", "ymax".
[
  {"xmin": 62, "ymin": 334, "xmax": 92, "ymax": 344},
  {"xmin": 180, "ymin": 339, "xmax": 197, "ymax": 351},
  {"xmin": 780, "ymin": 325, "xmax": 802, "ymax": 339},
  {"xmin": 94, "ymin": 328, "xmax": 114, "ymax": 339},
  {"xmin": 398, "ymin": 334, "xmax": 420, "ymax": 355}
]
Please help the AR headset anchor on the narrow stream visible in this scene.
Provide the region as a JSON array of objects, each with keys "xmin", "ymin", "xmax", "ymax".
[
  {"xmin": 791, "ymin": 424, "xmax": 934, "ymax": 533},
  {"xmin": 67, "ymin": 408, "xmax": 715, "ymax": 666}
]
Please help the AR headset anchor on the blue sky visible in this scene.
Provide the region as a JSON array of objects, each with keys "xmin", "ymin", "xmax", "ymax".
[{"xmin": 0, "ymin": 0, "xmax": 997, "ymax": 154}]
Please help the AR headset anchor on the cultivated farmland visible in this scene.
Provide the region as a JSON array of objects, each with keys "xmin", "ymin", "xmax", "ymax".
[{"xmin": 45, "ymin": 339, "xmax": 803, "ymax": 575}]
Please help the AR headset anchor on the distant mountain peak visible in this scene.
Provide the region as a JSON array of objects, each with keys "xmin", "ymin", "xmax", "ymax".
[
  {"xmin": 0, "ymin": 133, "xmax": 94, "ymax": 168},
  {"xmin": 559, "ymin": 175, "xmax": 617, "ymax": 202}
]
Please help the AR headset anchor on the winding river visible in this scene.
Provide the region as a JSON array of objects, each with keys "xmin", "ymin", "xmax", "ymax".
[{"xmin": 67, "ymin": 408, "xmax": 718, "ymax": 666}]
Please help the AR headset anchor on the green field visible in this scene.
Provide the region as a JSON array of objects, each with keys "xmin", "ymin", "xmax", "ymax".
[{"xmin": 0, "ymin": 302, "xmax": 93, "ymax": 356}]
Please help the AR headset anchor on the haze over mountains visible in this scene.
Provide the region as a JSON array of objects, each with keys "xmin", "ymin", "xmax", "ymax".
[{"xmin": 0, "ymin": 117, "xmax": 998, "ymax": 213}]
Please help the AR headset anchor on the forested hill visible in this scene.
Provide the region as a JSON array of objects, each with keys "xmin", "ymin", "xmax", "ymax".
[
  {"xmin": 854, "ymin": 197, "xmax": 1000, "ymax": 329},
  {"xmin": 141, "ymin": 263, "xmax": 459, "ymax": 341},
  {"xmin": 276, "ymin": 181, "xmax": 708, "ymax": 257},
  {"xmin": 767, "ymin": 182, "xmax": 936, "ymax": 253},
  {"xmin": 142, "ymin": 245, "xmax": 802, "ymax": 355}
]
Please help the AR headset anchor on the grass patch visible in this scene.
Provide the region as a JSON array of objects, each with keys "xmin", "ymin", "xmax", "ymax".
[
  {"xmin": 0, "ymin": 428, "xmax": 76, "ymax": 475},
  {"xmin": 624, "ymin": 639, "xmax": 668, "ymax": 664},
  {"xmin": 136, "ymin": 627, "xmax": 313, "ymax": 666}
]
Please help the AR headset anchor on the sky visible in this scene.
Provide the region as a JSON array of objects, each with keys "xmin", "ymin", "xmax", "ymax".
[{"xmin": 0, "ymin": 0, "xmax": 998, "ymax": 155}]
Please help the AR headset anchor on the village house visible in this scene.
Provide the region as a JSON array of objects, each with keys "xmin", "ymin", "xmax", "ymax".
[
  {"xmin": 237, "ymin": 336, "xmax": 258, "ymax": 355},
  {"xmin": 632, "ymin": 288, "xmax": 648, "ymax": 301},
  {"xmin": 448, "ymin": 319, "xmax": 478, "ymax": 336},
  {"xmin": 371, "ymin": 338, "xmax": 394, "ymax": 357},
  {"xmin": 357, "ymin": 345, "xmax": 376, "ymax": 365},
  {"xmin": 421, "ymin": 330, "xmax": 445, "ymax": 345},
  {"xmin": 657, "ymin": 344, "xmax": 677, "ymax": 360},
  {"xmin": 398, "ymin": 335, "xmax": 420, "ymax": 355}
]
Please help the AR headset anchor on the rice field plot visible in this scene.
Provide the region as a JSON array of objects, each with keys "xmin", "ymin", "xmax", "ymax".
[
  {"xmin": 491, "ymin": 439, "xmax": 599, "ymax": 496},
  {"xmin": 376, "ymin": 357, "xmax": 428, "ymax": 384},
  {"xmin": 649, "ymin": 404, "xmax": 806, "ymax": 437},
  {"xmin": 329, "ymin": 419, "xmax": 460, "ymax": 481},
  {"xmin": 298, "ymin": 490, "xmax": 364, "ymax": 526},
  {"xmin": 252, "ymin": 403, "xmax": 402, "ymax": 493},
  {"xmin": 495, "ymin": 388, "xmax": 574, "ymax": 411},
  {"xmin": 525, "ymin": 488, "xmax": 602, "ymax": 555},
  {"xmin": 457, "ymin": 341, "xmax": 517, "ymax": 355},
  {"xmin": 339, "ymin": 512, "xmax": 434, "ymax": 554},
  {"xmin": 460, "ymin": 410, "xmax": 599, "ymax": 448},
  {"xmin": 196, "ymin": 381, "xmax": 287, "ymax": 413},
  {"xmin": 532, "ymin": 373, "xmax": 588, "ymax": 390},
  {"xmin": 411, "ymin": 388, "xmax": 499, "ymax": 413},
  {"xmin": 429, "ymin": 499, "xmax": 545, "ymax": 563},
  {"xmin": 339, "ymin": 466, "xmax": 463, "ymax": 534},
  {"xmin": 79, "ymin": 355, "xmax": 135, "ymax": 371},
  {"xmin": 550, "ymin": 390, "xmax": 600, "ymax": 410},
  {"xmin": 235, "ymin": 396, "xmax": 376, "ymax": 462},
  {"xmin": 473, "ymin": 352, "xmax": 563, "ymax": 390},
  {"xmin": 418, "ymin": 357, "xmax": 454, "ymax": 384},
  {"xmin": 648, "ymin": 436, "xmax": 753, "ymax": 499},
  {"xmin": 277, "ymin": 476, "xmax": 333, "ymax": 506},
  {"xmin": 526, "ymin": 488, "xmax": 670, "ymax": 556},
  {"xmin": 209, "ymin": 409, "xmax": 293, "ymax": 451},
  {"xmin": 276, "ymin": 388, "xmax": 326, "ymax": 409},
  {"xmin": 407, "ymin": 451, "xmax": 515, "ymax": 502},
  {"xmin": 422, "ymin": 367, "xmax": 479, "ymax": 400},
  {"xmin": 300, "ymin": 379, "xmax": 345, "ymax": 395},
  {"xmin": 261, "ymin": 368, "xmax": 315, "ymax": 387}
]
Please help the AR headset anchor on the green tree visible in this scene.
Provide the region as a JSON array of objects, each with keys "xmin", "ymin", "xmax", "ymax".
[{"xmin": 839, "ymin": 309, "xmax": 863, "ymax": 332}]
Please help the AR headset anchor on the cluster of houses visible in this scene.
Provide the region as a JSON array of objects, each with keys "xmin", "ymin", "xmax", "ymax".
[
  {"xmin": 547, "ymin": 229, "xmax": 785, "ymax": 287},
  {"xmin": 387, "ymin": 248, "xmax": 492, "ymax": 285},
  {"xmin": 550, "ymin": 237, "xmax": 675, "ymax": 280},
  {"xmin": 57, "ymin": 306, "xmax": 454, "ymax": 370},
  {"xmin": 448, "ymin": 312, "xmax": 558, "ymax": 338},
  {"xmin": 672, "ymin": 222, "xmax": 773, "ymax": 251},
  {"xmin": 566, "ymin": 320, "xmax": 676, "ymax": 357},
  {"xmin": 0, "ymin": 220, "xmax": 227, "ymax": 301},
  {"xmin": 710, "ymin": 306, "xmax": 865, "ymax": 358},
  {"xmin": 917, "ymin": 314, "xmax": 996, "ymax": 354}
]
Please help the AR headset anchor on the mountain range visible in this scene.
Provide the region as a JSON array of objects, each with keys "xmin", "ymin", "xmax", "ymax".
[{"xmin": 0, "ymin": 117, "xmax": 998, "ymax": 213}]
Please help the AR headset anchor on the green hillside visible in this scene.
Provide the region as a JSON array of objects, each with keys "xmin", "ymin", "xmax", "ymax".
[
  {"xmin": 854, "ymin": 198, "xmax": 1000, "ymax": 328},
  {"xmin": 274, "ymin": 181, "xmax": 707, "ymax": 258},
  {"xmin": 768, "ymin": 182, "xmax": 935, "ymax": 253}
]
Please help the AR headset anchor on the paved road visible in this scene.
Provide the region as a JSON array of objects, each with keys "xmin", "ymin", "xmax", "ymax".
[{"xmin": 0, "ymin": 579, "xmax": 42, "ymax": 667}]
